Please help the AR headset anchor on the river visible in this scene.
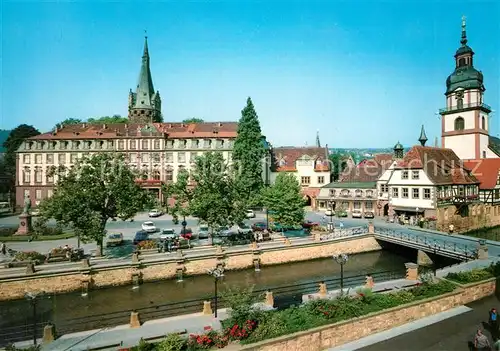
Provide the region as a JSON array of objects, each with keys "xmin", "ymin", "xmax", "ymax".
[{"xmin": 0, "ymin": 249, "xmax": 451, "ymax": 344}]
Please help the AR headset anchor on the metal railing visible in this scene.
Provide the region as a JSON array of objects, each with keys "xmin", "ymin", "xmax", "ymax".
[
  {"xmin": 0, "ymin": 270, "xmax": 404, "ymax": 346},
  {"xmin": 318, "ymin": 226, "xmax": 367, "ymax": 240},
  {"xmin": 374, "ymin": 227, "xmax": 477, "ymax": 260},
  {"xmin": 439, "ymin": 102, "xmax": 492, "ymax": 114}
]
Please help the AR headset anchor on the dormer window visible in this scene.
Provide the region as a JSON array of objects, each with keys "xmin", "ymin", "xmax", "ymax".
[{"xmin": 355, "ymin": 189, "xmax": 363, "ymax": 197}]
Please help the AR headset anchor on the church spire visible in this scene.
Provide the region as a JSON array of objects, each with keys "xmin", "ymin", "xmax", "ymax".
[
  {"xmin": 419, "ymin": 125, "xmax": 428, "ymax": 146},
  {"xmin": 315, "ymin": 130, "xmax": 321, "ymax": 147},
  {"xmin": 460, "ymin": 15, "xmax": 468, "ymax": 46},
  {"xmin": 128, "ymin": 35, "xmax": 162, "ymax": 123}
]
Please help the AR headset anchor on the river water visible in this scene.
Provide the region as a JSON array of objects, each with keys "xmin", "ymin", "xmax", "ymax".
[{"xmin": 0, "ymin": 249, "xmax": 446, "ymax": 343}]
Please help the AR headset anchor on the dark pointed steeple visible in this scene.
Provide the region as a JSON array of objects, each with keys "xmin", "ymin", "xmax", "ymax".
[
  {"xmin": 419, "ymin": 125, "xmax": 428, "ymax": 146},
  {"xmin": 315, "ymin": 130, "xmax": 321, "ymax": 147},
  {"xmin": 128, "ymin": 34, "xmax": 162, "ymax": 123}
]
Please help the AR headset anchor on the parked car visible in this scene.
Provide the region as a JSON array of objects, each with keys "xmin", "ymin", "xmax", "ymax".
[
  {"xmin": 141, "ymin": 221, "xmax": 157, "ymax": 233},
  {"xmin": 246, "ymin": 210, "xmax": 256, "ymax": 218},
  {"xmin": 251, "ymin": 222, "xmax": 267, "ymax": 232},
  {"xmin": 336, "ymin": 209, "xmax": 348, "ymax": 217},
  {"xmin": 198, "ymin": 224, "xmax": 210, "ymax": 239},
  {"xmin": 180, "ymin": 228, "xmax": 193, "ymax": 240},
  {"xmin": 302, "ymin": 220, "xmax": 319, "ymax": 229},
  {"xmin": 31, "ymin": 209, "xmax": 41, "ymax": 217},
  {"xmin": 160, "ymin": 228, "xmax": 176, "ymax": 241},
  {"xmin": 238, "ymin": 223, "xmax": 253, "ymax": 235},
  {"xmin": 133, "ymin": 231, "xmax": 149, "ymax": 245},
  {"xmin": 148, "ymin": 209, "xmax": 163, "ymax": 218},
  {"xmin": 324, "ymin": 209, "xmax": 334, "ymax": 216},
  {"xmin": 218, "ymin": 226, "xmax": 233, "ymax": 237},
  {"xmin": 106, "ymin": 232, "xmax": 124, "ymax": 247},
  {"xmin": 364, "ymin": 211, "xmax": 375, "ymax": 219},
  {"xmin": 352, "ymin": 209, "xmax": 363, "ymax": 218}
]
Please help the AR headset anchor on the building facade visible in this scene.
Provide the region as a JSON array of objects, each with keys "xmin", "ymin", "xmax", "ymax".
[
  {"xmin": 270, "ymin": 142, "xmax": 330, "ymax": 209},
  {"xmin": 16, "ymin": 122, "xmax": 238, "ymax": 206},
  {"xmin": 317, "ymin": 182, "xmax": 377, "ymax": 214},
  {"xmin": 440, "ymin": 17, "xmax": 497, "ymax": 160}
]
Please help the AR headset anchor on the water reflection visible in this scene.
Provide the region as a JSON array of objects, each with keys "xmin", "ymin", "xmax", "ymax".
[{"xmin": 0, "ymin": 250, "xmax": 409, "ymax": 329}]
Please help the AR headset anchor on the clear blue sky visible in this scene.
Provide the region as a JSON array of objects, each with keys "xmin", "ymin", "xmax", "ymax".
[{"xmin": 1, "ymin": 1, "xmax": 499, "ymax": 148}]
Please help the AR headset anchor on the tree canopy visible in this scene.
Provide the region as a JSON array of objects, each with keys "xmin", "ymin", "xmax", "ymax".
[
  {"xmin": 328, "ymin": 151, "xmax": 356, "ymax": 181},
  {"xmin": 56, "ymin": 115, "xmax": 128, "ymax": 129},
  {"xmin": 182, "ymin": 118, "xmax": 204, "ymax": 124},
  {"xmin": 168, "ymin": 168, "xmax": 193, "ymax": 223},
  {"xmin": 188, "ymin": 152, "xmax": 246, "ymax": 232},
  {"xmin": 232, "ymin": 97, "xmax": 266, "ymax": 206},
  {"xmin": 261, "ymin": 173, "xmax": 305, "ymax": 227},
  {"xmin": 2, "ymin": 125, "xmax": 40, "ymax": 200},
  {"xmin": 39, "ymin": 153, "xmax": 154, "ymax": 252}
]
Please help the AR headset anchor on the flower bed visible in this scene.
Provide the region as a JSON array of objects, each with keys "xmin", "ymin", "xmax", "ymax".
[
  {"xmin": 13, "ymin": 251, "xmax": 46, "ymax": 264},
  {"xmin": 445, "ymin": 261, "xmax": 500, "ymax": 284},
  {"xmin": 127, "ymin": 280, "xmax": 456, "ymax": 350}
]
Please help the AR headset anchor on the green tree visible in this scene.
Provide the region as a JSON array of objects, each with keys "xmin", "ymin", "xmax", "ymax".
[
  {"xmin": 169, "ymin": 168, "xmax": 193, "ymax": 225},
  {"xmin": 87, "ymin": 115, "xmax": 128, "ymax": 124},
  {"xmin": 40, "ymin": 153, "xmax": 154, "ymax": 254},
  {"xmin": 57, "ymin": 118, "xmax": 82, "ymax": 128},
  {"xmin": 328, "ymin": 152, "xmax": 348, "ymax": 181},
  {"xmin": 232, "ymin": 97, "xmax": 266, "ymax": 206},
  {"xmin": 188, "ymin": 152, "xmax": 246, "ymax": 237},
  {"xmin": 182, "ymin": 118, "xmax": 204, "ymax": 124},
  {"xmin": 2, "ymin": 125, "xmax": 40, "ymax": 204},
  {"xmin": 261, "ymin": 173, "xmax": 305, "ymax": 226}
]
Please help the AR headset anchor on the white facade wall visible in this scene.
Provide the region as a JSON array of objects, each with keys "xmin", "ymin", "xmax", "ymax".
[{"xmin": 387, "ymin": 169, "xmax": 436, "ymax": 210}]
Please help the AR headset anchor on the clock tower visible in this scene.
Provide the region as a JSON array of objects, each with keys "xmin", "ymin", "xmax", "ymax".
[{"xmin": 440, "ymin": 16, "xmax": 496, "ymax": 160}]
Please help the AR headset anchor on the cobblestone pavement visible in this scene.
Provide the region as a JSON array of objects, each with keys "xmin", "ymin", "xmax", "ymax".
[{"xmin": 359, "ymin": 293, "xmax": 500, "ymax": 351}]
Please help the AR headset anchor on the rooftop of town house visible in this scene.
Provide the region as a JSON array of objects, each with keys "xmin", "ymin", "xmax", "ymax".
[
  {"xmin": 27, "ymin": 122, "xmax": 239, "ymax": 140},
  {"xmin": 322, "ymin": 181, "xmax": 377, "ymax": 189},
  {"xmin": 463, "ymin": 158, "xmax": 500, "ymax": 189},
  {"xmin": 271, "ymin": 146, "xmax": 330, "ymax": 172},
  {"xmin": 394, "ymin": 145, "xmax": 478, "ymax": 185},
  {"xmin": 339, "ymin": 153, "xmax": 392, "ymax": 183}
]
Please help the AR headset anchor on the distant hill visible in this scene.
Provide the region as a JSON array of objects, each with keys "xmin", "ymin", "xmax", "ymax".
[
  {"xmin": 329, "ymin": 147, "xmax": 411, "ymax": 163},
  {"xmin": 0, "ymin": 130, "xmax": 10, "ymax": 153}
]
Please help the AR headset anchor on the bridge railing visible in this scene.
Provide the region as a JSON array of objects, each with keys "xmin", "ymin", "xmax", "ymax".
[
  {"xmin": 374, "ymin": 227, "xmax": 477, "ymax": 260},
  {"xmin": 318, "ymin": 226, "xmax": 367, "ymax": 241}
]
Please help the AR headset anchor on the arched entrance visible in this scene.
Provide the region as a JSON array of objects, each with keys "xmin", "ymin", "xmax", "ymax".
[
  {"xmin": 304, "ymin": 195, "xmax": 312, "ymax": 206},
  {"xmin": 383, "ymin": 203, "xmax": 389, "ymax": 216}
]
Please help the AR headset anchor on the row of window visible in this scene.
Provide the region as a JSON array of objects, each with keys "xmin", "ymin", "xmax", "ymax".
[
  {"xmin": 301, "ymin": 176, "xmax": 325, "ymax": 185},
  {"xmin": 24, "ymin": 189, "xmax": 52, "ymax": 200},
  {"xmin": 318, "ymin": 200, "xmax": 374, "ymax": 210},
  {"xmin": 328, "ymin": 189, "xmax": 375, "ymax": 198},
  {"xmin": 401, "ymin": 170, "xmax": 420, "ymax": 180},
  {"xmin": 21, "ymin": 166, "xmax": 190, "ymax": 184},
  {"xmin": 392, "ymin": 187, "xmax": 432, "ymax": 200},
  {"xmin": 24, "ymin": 138, "xmax": 234, "ymax": 151},
  {"xmin": 22, "ymin": 151, "xmax": 221, "ymax": 165},
  {"xmin": 453, "ymin": 115, "xmax": 486, "ymax": 131}
]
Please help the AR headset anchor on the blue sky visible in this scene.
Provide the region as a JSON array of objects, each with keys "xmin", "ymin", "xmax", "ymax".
[{"xmin": 1, "ymin": 1, "xmax": 499, "ymax": 148}]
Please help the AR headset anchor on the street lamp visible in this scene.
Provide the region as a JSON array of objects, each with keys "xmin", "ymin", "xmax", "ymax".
[
  {"xmin": 328, "ymin": 200, "xmax": 335, "ymax": 232},
  {"xmin": 25, "ymin": 291, "xmax": 44, "ymax": 346},
  {"xmin": 207, "ymin": 267, "xmax": 224, "ymax": 318},
  {"xmin": 333, "ymin": 254, "xmax": 348, "ymax": 294}
]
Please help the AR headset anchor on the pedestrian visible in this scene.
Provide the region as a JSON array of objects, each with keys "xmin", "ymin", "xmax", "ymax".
[
  {"xmin": 0, "ymin": 242, "xmax": 6, "ymax": 255},
  {"xmin": 475, "ymin": 329, "xmax": 491, "ymax": 351},
  {"xmin": 449, "ymin": 223, "xmax": 455, "ymax": 234},
  {"xmin": 490, "ymin": 308, "xmax": 499, "ymax": 336},
  {"xmin": 339, "ymin": 222, "xmax": 344, "ymax": 230}
]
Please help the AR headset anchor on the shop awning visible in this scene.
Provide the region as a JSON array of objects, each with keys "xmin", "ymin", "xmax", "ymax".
[{"xmin": 393, "ymin": 206, "xmax": 426, "ymax": 213}]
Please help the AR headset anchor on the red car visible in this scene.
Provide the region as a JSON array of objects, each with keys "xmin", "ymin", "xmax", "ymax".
[
  {"xmin": 302, "ymin": 220, "xmax": 319, "ymax": 229},
  {"xmin": 180, "ymin": 228, "xmax": 193, "ymax": 240}
]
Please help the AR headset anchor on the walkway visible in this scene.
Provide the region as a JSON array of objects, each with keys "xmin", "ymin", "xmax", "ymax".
[{"xmin": 329, "ymin": 294, "xmax": 500, "ymax": 351}]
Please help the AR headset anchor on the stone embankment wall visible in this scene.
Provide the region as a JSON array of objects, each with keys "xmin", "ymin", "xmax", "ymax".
[
  {"xmin": 240, "ymin": 278, "xmax": 496, "ymax": 351},
  {"xmin": 0, "ymin": 235, "xmax": 381, "ymax": 301}
]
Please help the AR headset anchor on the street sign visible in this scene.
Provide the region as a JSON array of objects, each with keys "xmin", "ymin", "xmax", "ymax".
[{"xmin": 181, "ymin": 221, "xmax": 187, "ymax": 227}]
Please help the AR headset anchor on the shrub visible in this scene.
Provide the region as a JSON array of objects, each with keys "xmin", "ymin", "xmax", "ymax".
[
  {"xmin": 131, "ymin": 338, "xmax": 155, "ymax": 351},
  {"xmin": 157, "ymin": 333, "xmax": 186, "ymax": 351},
  {"xmin": 220, "ymin": 285, "xmax": 262, "ymax": 327},
  {"xmin": 0, "ymin": 227, "xmax": 17, "ymax": 237},
  {"xmin": 13, "ymin": 251, "xmax": 46, "ymax": 263},
  {"xmin": 446, "ymin": 268, "xmax": 494, "ymax": 284},
  {"xmin": 136, "ymin": 240, "xmax": 157, "ymax": 250}
]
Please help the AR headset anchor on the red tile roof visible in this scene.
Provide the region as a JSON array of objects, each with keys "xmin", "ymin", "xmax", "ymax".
[
  {"xmin": 271, "ymin": 147, "xmax": 330, "ymax": 172},
  {"xmin": 29, "ymin": 122, "xmax": 238, "ymax": 140},
  {"xmin": 339, "ymin": 153, "xmax": 393, "ymax": 183},
  {"xmin": 396, "ymin": 146, "xmax": 478, "ymax": 185},
  {"xmin": 463, "ymin": 159, "xmax": 500, "ymax": 189}
]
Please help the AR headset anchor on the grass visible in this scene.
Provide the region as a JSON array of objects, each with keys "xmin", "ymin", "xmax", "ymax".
[{"xmin": 0, "ymin": 233, "xmax": 75, "ymax": 242}]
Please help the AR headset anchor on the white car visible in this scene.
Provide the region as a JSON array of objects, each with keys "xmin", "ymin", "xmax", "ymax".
[
  {"xmin": 148, "ymin": 209, "xmax": 163, "ymax": 218},
  {"xmin": 352, "ymin": 209, "xmax": 363, "ymax": 219},
  {"xmin": 141, "ymin": 221, "xmax": 157, "ymax": 233},
  {"xmin": 160, "ymin": 228, "xmax": 176, "ymax": 240},
  {"xmin": 238, "ymin": 224, "xmax": 253, "ymax": 235},
  {"xmin": 246, "ymin": 210, "xmax": 256, "ymax": 218},
  {"xmin": 324, "ymin": 209, "xmax": 333, "ymax": 216}
]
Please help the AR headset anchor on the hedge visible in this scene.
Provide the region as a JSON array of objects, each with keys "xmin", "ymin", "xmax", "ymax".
[{"xmin": 445, "ymin": 261, "xmax": 500, "ymax": 284}]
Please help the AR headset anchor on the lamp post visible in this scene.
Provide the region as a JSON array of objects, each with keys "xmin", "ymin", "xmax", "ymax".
[
  {"xmin": 333, "ymin": 254, "xmax": 348, "ymax": 294},
  {"xmin": 265, "ymin": 208, "xmax": 269, "ymax": 232},
  {"xmin": 25, "ymin": 291, "xmax": 43, "ymax": 346},
  {"xmin": 328, "ymin": 200, "xmax": 335, "ymax": 232},
  {"xmin": 207, "ymin": 267, "xmax": 224, "ymax": 318}
]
